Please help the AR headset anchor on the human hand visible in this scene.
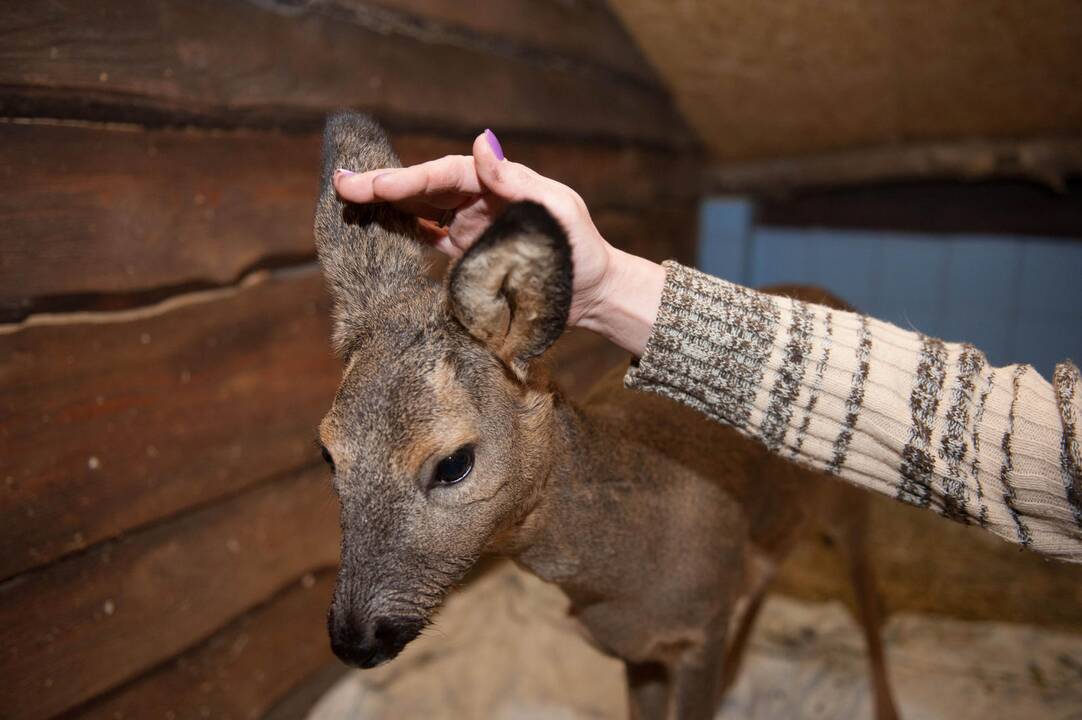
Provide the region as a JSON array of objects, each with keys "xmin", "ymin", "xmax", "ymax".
[{"xmin": 333, "ymin": 129, "xmax": 663, "ymax": 355}]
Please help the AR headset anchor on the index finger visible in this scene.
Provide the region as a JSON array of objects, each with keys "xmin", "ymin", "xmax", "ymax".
[{"xmin": 335, "ymin": 155, "xmax": 482, "ymax": 205}]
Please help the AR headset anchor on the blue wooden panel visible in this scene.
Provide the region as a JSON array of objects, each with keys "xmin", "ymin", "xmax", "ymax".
[
  {"xmin": 939, "ymin": 237, "xmax": 1022, "ymax": 364},
  {"xmin": 724, "ymin": 226, "xmax": 912, "ymax": 322},
  {"xmin": 1012, "ymin": 311, "xmax": 1082, "ymax": 380},
  {"xmin": 942, "ymin": 236, "xmax": 1020, "ymax": 312},
  {"xmin": 698, "ymin": 198, "xmax": 753, "ymax": 284},
  {"xmin": 872, "ymin": 233, "xmax": 950, "ymax": 336},
  {"xmin": 802, "ymin": 230, "xmax": 881, "ymax": 311},
  {"xmin": 1017, "ymin": 239, "xmax": 1082, "ymax": 313},
  {"xmin": 750, "ymin": 228, "xmax": 817, "ymax": 288},
  {"xmin": 878, "ymin": 234, "xmax": 949, "ymax": 307},
  {"xmin": 944, "ymin": 315, "xmax": 1014, "ymax": 367},
  {"xmin": 697, "ymin": 199, "xmax": 1081, "ymax": 383},
  {"xmin": 1012, "ymin": 240, "xmax": 1082, "ymax": 376}
]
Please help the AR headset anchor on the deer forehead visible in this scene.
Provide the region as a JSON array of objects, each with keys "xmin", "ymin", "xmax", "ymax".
[
  {"xmin": 322, "ymin": 352, "xmax": 484, "ymax": 473},
  {"xmin": 399, "ymin": 359, "xmax": 480, "ymax": 469}
]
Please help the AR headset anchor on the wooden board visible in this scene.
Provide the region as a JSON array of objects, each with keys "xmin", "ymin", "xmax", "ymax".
[
  {"xmin": 706, "ymin": 137, "xmax": 1082, "ymax": 193},
  {"xmin": 0, "ymin": 0, "xmax": 687, "ymax": 145},
  {"xmin": 0, "ymin": 122, "xmax": 320, "ymax": 318},
  {"xmin": 756, "ymin": 178, "xmax": 1082, "ymax": 240},
  {"xmin": 0, "ymin": 465, "xmax": 340, "ymax": 720},
  {"xmin": 1, "ymin": 121, "xmax": 699, "ymax": 317},
  {"xmin": 70, "ymin": 572, "xmax": 339, "ymax": 720},
  {"xmin": 0, "ymin": 268, "xmax": 340, "ymax": 580},
  {"xmin": 361, "ymin": 0, "xmax": 656, "ymax": 83},
  {"xmin": 593, "ymin": 204, "xmax": 699, "ymax": 265}
]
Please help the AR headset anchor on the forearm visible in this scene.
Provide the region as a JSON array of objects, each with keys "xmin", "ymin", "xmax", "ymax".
[
  {"xmin": 576, "ymin": 247, "xmax": 666, "ymax": 357},
  {"xmin": 618, "ymin": 261, "xmax": 1082, "ymax": 562}
]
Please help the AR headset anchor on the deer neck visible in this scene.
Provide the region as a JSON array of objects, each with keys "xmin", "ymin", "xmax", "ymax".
[{"xmin": 508, "ymin": 393, "xmax": 619, "ymax": 600}]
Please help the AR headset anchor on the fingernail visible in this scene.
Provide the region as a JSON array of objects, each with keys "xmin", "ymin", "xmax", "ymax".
[
  {"xmin": 484, "ymin": 128, "xmax": 505, "ymax": 161},
  {"xmin": 334, "ymin": 168, "xmax": 355, "ymax": 179}
]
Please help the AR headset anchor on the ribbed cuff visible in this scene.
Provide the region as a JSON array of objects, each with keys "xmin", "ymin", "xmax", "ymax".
[{"xmin": 624, "ymin": 260, "xmax": 783, "ymax": 431}]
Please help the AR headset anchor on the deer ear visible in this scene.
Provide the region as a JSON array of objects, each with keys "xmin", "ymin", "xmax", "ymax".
[{"xmin": 447, "ymin": 201, "xmax": 572, "ymax": 377}]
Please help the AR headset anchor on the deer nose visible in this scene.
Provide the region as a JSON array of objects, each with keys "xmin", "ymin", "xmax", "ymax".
[{"xmin": 328, "ymin": 612, "xmax": 424, "ymax": 669}]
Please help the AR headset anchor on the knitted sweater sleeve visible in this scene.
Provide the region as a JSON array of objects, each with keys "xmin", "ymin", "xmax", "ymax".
[{"xmin": 624, "ymin": 261, "xmax": 1082, "ymax": 563}]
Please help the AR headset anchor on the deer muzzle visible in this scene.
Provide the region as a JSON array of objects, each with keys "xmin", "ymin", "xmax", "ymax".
[{"xmin": 327, "ymin": 605, "xmax": 425, "ymax": 669}]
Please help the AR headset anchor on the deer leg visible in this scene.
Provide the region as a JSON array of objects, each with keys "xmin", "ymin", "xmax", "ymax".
[
  {"xmin": 717, "ymin": 553, "xmax": 777, "ymax": 698},
  {"xmin": 625, "ymin": 661, "xmax": 670, "ymax": 720},
  {"xmin": 843, "ymin": 512, "xmax": 901, "ymax": 720},
  {"xmin": 849, "ymin": 553, "xmax": 901, "ymax": 720},
  {"xmin": 716, "ymin": 585, "xmax": 767, "ymax": 700},
  {"xmin": 666, "ymin": 634, "xmax": 728, "ymax": 720}
]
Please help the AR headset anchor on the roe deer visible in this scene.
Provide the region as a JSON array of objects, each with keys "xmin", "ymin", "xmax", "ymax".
[{"xmin": 314, "ymin": 112, "xmax": 899, "ymax": 720}]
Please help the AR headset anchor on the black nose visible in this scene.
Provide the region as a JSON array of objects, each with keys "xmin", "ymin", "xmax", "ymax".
[{"xmin": 328, "ymin": 612, "xmax": 424, "ymax": 669}]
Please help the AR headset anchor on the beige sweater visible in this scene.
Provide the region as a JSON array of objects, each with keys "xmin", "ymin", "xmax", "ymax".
[{"xmin": 625, "ymin": 261, "xmax": 1082, "ymax": 563}]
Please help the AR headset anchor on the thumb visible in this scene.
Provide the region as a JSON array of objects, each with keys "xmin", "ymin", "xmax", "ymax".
[{"xmin": 472, "ymin": 129, "xmax": 536, "ymax": 201}]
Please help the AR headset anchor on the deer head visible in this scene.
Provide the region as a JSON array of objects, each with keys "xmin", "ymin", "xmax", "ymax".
[{"xmin": 314, "ymin": 113, "xmax": 572, "ymax": 668}]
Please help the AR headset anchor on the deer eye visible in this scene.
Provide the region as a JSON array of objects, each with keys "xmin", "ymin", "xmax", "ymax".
[
  {"xmin": 320, "ymin": 445, "xmax": 335, "ymax": 473},
  {"xmin": 432, "ymin": 447, "xmax": 473, "ymax": 486}
]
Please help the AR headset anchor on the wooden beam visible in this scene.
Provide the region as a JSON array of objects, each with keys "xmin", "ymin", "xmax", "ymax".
[
  {"xmin": 0, "ymin": 0, "xmax": 689, "ymax": 145},
  {"xmin": 71, "ymin": 572, "xmax": 339, "ymax": 720},
  {"xmin": 0, "ymin": 268, "xmax": 339, "ymax": 579},
  {"xmin": 0, "ymin": 121, "xmax": 320, "ymax": 319},
  {"xmin": 756, "ymin": 178, "xmax": 1082, "ymax": 240},
  {"xmin": 1, "ymin": 121, "xmax": 700, "ymax": 318},
  {"xmin": 328, "ymin": 0, "xmax": 657, "ymax": 84},
  {"xmin": 707, "ymin": 137, "xmax": 1082, "ymax": 194},
  {"xmin": 0, "ymin": 466, "xmax": 339, "ymax": 720},
  {"xmin": 592, "ymin": 204, "xmax": 699, "ymax": 265}
]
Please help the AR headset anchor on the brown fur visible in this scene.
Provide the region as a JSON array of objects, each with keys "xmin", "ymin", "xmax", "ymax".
[
  {"xmin": 449, "ymin": 201, "xmax": 573, "ymax": 378},
  {"xmin": 314, "ymin": 113, "xmax": 898, "ymax": 719}
]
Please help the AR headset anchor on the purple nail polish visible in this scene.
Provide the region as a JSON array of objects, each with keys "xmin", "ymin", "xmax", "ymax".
[
  {"xmin": 484, "ymin": 128, "xmax": 505, "ymax": 161},
  {"xmin": 335, "ymin": 168, "xmax": 355, "ymax": 178}
]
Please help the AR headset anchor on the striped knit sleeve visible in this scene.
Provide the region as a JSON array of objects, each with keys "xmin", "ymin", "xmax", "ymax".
[{"xmin": 625, "ymin": 260, "xmax": 1082, "ymax": 563}]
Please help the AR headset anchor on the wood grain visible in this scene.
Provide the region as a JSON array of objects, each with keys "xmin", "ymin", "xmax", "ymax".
[
  {"xmin": 756, "ymin": 178, "xmax": 1082, "ymax": 240},
  {"xmin": 0, "ymin": 268, "xmax": 340, "ymax": 580},
  {"xmin": 70, "ymin": 572, "xmax": 339, "ymax": 720},
  {"xmin": 593, "ymin": 203, "xmax": 699, "ymax": 265},
  {"xmin": 1, "ymin": 121, "xmax": 699, "ymax": 316},
  {"xmin": 0, "ymin": 122, "xmax": 320, "ymax": 318},
  {"xmin": 0, "ymin": 465, "xmax": 340, "ymax": 720},
  {"xmin": 707, "ymin": 136, "xmax": 1082, "ymax": 193},
  {"xmin": 352, "ymin": 0, "xmax": 657, "ymax": 83},
  {"xmin": 0, "ymin": 0, "xmax": 687, "ymax": 145}
]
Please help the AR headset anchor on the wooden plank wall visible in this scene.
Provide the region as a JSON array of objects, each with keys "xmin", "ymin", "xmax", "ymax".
[{"xmin": 0, "ymin": 2, "xmax": 702, "ymax": 718}]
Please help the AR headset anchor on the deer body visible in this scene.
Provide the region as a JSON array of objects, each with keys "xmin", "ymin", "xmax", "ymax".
[
  {"xmin": 503, "ymin": 365, "xmax": 847, "ymax": 717},
  {"xmin": 314, "ymin": 113, "xmax": 896, "ymax": 719}
]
